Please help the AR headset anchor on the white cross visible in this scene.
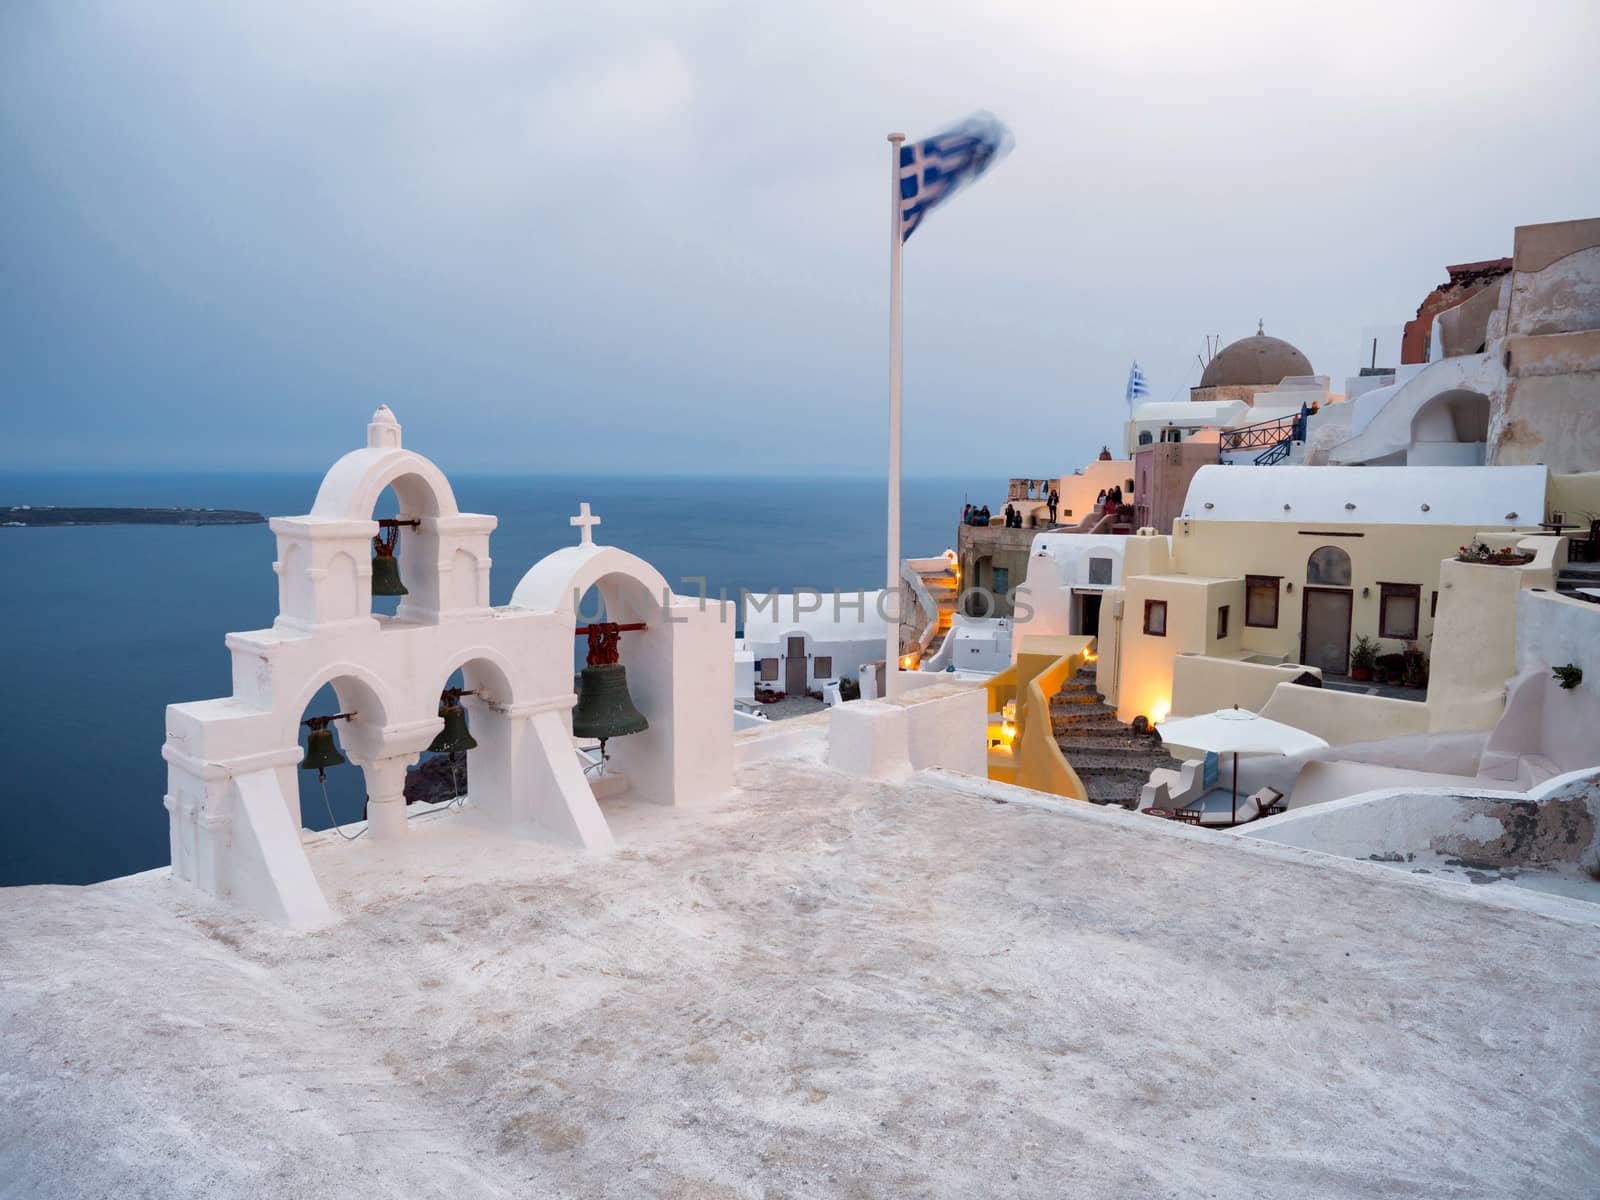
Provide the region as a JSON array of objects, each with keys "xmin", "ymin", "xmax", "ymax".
[{"xmin": 570, "ymin": 502, "xmax": 601, "ymax": 546}]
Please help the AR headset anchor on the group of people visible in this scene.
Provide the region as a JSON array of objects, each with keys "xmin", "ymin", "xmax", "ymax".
[
  {"xmin": 963, "ymin": 486, "xmax": 1062, "ymax": 529},
  {"xmin": 1097, "ymin": 485, "xmax": 1125, "ymax": 514}
]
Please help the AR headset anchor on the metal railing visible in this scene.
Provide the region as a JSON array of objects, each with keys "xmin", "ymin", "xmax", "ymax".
[
  {"xmin": 1219, "ymin": 412, "xmax": 1302, "ymax": 452},
  {"xmin": 1255, "ymin": 439, "xmax": 1294, "ymax": 466}
]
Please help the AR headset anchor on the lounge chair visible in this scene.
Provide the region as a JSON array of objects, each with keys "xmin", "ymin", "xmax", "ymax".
[{"xmin": 1176, "ymin": 785, "xmax": 1285, "ymax": 827}]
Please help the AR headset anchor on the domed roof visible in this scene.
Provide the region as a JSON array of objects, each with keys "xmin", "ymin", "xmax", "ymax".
[{"xmin": 1199, "ymin": 324, "xmax": 1312, "ymax": 388}]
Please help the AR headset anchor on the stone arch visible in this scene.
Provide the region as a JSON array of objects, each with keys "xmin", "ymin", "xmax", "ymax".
[
  {"xmin": 279, "ymin": 661, "xmax": 398, "ymax": 755},
  {"xmin": 429, "ymin": 646, "xmax": 522, "ymax": 709},
  {"xmin": 1411, "ymin": 388, "xmax": 1489, "ymax": 445},
  {"xmin": 303, "ymin": 448, "xmax": 474, "ymax": 625},
  {"xmin": 509, "ymin": 545, "xmax": 672, "ymax": 625},
  {"xmin": 309, "ymin": 448, "xmax": 461, "ymax": 523},
  {"xmin": 508, "ymin": 542, "xmax": 728, "ymax": 811}
]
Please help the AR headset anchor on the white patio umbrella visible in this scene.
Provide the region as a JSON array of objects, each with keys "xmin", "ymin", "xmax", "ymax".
[{"xmin": 1154, "ymin": 706, "xmax": 1328, "ymax": 823}]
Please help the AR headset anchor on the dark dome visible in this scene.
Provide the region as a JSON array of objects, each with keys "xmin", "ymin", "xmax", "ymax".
[{"xmin": 1199, "ymin": 330, "xmax": 1313, "ymax": 388}]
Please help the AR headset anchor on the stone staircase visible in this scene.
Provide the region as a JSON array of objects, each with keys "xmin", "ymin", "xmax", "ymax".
[
  {"xmin": 918, "ymin": 565, "xmax": 960, "ymax": 657},
  {"xmin": 1556, "ymin": 560, "xmax": 1600, "ymax": 600},
  {"xmin": 1049, "ymin": 663, "xmax": 1180, "ymax": 808}
]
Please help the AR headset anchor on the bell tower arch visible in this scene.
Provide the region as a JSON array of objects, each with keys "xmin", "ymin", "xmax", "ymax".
[
  {"xmin": 510, "ymin": 525, "xmax": 734, "ymax": 810},
  {"xmin": 271, "ymin": 406, "xmax": 495, "ymax": 631}
]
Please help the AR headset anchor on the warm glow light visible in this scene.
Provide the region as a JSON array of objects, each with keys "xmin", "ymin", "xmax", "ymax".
[
  {"xmin": 1150, "ymin": 700, "xmax": 1171, "ymax": 724},
  {"xmin": 1084, "ymin": 651, "xmax": 1098, "ymax": 662}
]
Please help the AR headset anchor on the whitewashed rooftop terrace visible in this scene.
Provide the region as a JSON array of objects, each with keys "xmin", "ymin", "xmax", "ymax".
[
  {"xmin": 3, "ymin": 761, "xmax": 1596, "ymax": 1198},
  {"xmin": 1181, "ymin": 464, "xmax": 1549, "ymax": 525}
]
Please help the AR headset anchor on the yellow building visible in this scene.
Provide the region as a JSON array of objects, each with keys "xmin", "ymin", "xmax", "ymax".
[{"xmin": 1097, "ymin": 464, "xmax": 1553, "ymax": 725}]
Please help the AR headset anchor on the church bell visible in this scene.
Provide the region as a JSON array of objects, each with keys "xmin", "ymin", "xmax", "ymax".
[
  {"xmin": 370, "ymin": 553, "xmax": 408, "ymax": 596},
  {"xmin": 370, "ymin": 518, "xmax": 415, "ymax": 597},
  {"xmin": 572, "ymin": 662, "xmax": 649, "ymax": 743},
  {"xmin": 427, "ymin": 702, "xmax": 479, "ymax": 756},
  {"xmin": 300, "ymin": 718, "xmax": 348, "ymax": 775}
]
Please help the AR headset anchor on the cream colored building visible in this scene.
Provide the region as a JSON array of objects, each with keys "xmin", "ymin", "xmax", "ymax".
[{"xmin": 1095, "ymin": 464, "xmax": 1552, "ymax": 725}]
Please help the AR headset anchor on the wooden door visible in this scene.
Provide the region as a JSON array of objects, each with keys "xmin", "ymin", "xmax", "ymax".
[
  {"xmin": 784, "ymin": 636, "xmax": 808, "ymax": 693},
  {"xmin": 1301, "ymin": 587, "xmax": 1353, "ymax": 676}
]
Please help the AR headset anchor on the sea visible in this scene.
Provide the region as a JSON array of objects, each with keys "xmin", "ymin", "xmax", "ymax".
[{"xmin": 0, "ymin": 470, "xmax": 999, "ymax": 887}]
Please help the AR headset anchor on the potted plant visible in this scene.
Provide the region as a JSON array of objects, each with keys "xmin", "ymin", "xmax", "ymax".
[
  {"xmin": 1402, "ymin": 642, "xmax": 1428, "ymax": 688},
  {"xmin": 1456, "ymin": 542, "xmax": 1535, "ymax": 566},
  {"xmin": 1349, "ymin": 635, "xmax": 1377, "ymax": 681}
]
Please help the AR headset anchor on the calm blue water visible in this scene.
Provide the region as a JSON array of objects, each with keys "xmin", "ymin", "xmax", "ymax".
[{"xmin": 0, "ymin": 471, "xmax": 993, "ymax": 886}]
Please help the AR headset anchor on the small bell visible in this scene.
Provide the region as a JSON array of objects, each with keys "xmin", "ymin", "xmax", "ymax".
[
  {"xmin": 370, "ymin": 518, "xmax": 411, "ymax": 596},
  {"xmin": 428, "ymin": 703, "xmax": 479, "ymax": 756},
  {"xmin": 300, "ymin": 726, "xmax": 346, "ymax": 774},
  {"xmin": 371, "ymin": 553, "xmax": 408, "ymax": 596},
  {"xmin": 572, "ymin": 663, "xmax": 649, "ymax": 743}
]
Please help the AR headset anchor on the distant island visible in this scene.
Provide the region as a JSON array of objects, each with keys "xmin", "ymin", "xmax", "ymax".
[{"xmin": 2, "ymin": 506, "xmax": 266, "ymax": 528}]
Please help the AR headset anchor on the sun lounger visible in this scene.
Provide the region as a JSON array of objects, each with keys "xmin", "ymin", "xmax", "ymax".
[{"xmin": 1176, "ymin": 785, "xmax": 1285, "ymax": 826}]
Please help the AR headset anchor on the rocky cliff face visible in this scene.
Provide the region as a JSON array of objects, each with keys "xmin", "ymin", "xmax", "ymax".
[{"xmin": 404, "ymin": 755, "xmax": 467, "ymax": 806}]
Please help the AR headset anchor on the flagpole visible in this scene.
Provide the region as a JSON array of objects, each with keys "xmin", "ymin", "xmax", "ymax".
[{"xmin": 885, "ymin": 131, "xmax": 906, "ymax": 699}]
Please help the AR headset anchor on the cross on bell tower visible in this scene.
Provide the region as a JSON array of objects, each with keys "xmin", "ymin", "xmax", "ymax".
[{"xmin": 570, "ymin": 502, "xmax": 601, "ymax": 546}]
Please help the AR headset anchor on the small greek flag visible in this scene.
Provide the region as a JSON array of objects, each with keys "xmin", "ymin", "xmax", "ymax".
[
  {"xmin": 899, "ymin": 114, "xmax": 1012, "ymax": 241},
  {"xmin": 1126, "ymin": 361, "xmax": 1149, "ymax": 409}
]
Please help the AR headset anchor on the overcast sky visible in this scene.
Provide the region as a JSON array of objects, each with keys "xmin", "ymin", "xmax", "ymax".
[{"xmin": 3, "ymin": 0, "xmax": 1597, "ymax": 478}]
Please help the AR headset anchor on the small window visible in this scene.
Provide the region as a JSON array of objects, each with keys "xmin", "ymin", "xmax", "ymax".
[
  {"xmin": 992, "ymin": 566, "xmax": 1010, "ymax": 596},
  {"xmin": 813, "ymin": 656, "xmax": 833, "ymax": 678},
  {"xmin": 1216, "ymin": 605, "xmax": 1230, "ymax": 640},
  {"xmin": 1307, "ymin": 546, "xmax": 1352, "ymax": 587},
  {"xmin": 1430, "ymin": 590, "xmax": 1438, "ymax": 618},
  {"xmin": 1143, "ymin": 599, "xmax": 1167, "ymax": 637},
  {"xmin": 1088, "ymin": 556, "xmax": 1113, "ymax": 585},
  {"xmin": 1245, "ymin": 575, "xmax": 1280, "ymax": 628},
  {"xmin": 1138, "ymin": 430, "xmax": 1153, "ymax": 445},
  {"xmin": 759, "ymin": 658, "xmax": 779, "ymax": 681},
  {"xmin": 1380, "ymin": 584, "xmax": 1421, "ymax": 640}
]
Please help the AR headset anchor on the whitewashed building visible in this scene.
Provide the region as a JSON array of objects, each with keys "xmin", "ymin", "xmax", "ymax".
[{"xmin": 738, "ymin": 590, "xmax": 887, "ymax": 698}]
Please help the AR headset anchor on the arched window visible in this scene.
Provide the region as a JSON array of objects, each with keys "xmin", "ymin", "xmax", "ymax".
[{"xmin": 1306, "ymin": 546, "xmax": 1352, "ymax": 587}]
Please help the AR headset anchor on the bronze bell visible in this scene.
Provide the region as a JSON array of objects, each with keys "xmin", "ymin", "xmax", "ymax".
[
  {"xmin": 572, "ymin": 663, "xmax": 649, "ymax": 742},
  {"xmin": 371, "ymin": 552, "xmax": 408, "ymax": 596},
  {"xmin": 371, "ymin": 519, "xmax": 411, "ymax": 596},
  {"xmin": 428, "ymin": 703, "xmax": 479, "ymax": 756},
  {"xmin": 300, "ymin": 727, "xmax": 345, "ymax": 774}
]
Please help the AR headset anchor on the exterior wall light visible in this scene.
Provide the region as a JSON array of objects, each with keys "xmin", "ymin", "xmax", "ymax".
[
  {"xmin": 1286, "ymin": 581, "xmax": 1294, "ymax": 593},
  {"xmin": 1420, "ymin": 503, "xmax": 1430, "ymax": 512},
  {"xmin": 1361, "ymin": 586, "xmax": 1370, "ymax": 597},
  {"xmin": 1505, "ymin": 512, "xmax": 1519, "ymax": 521},
  {"xmin": 1344, "ymin": 502, "xmax": 1356, "ymax": 510},
  {"xmin": 1204, "ymin": 502, "xmax": 1214, "ymax": 509}
]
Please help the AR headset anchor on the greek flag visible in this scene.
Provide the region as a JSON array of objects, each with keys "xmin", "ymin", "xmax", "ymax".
[
  {"xmin": 899, "ymin": 114, "xmax": 1012, "ymax": 241},
  {"xmin": 1125, "ymin": 361, "xmax": 1149, "ymax": 409}
]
